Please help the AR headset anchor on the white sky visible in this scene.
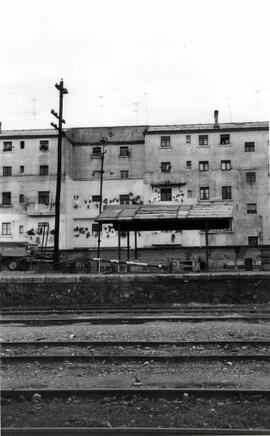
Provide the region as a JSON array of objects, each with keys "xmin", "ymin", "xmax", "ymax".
[{"xmin": 0, "ymin": 0, "xmax": 269, "ymax": 130}]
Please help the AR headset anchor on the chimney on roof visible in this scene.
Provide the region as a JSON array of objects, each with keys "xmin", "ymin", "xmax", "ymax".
[{"xmin": 214, "ymin": 110, "xmax": 219, "ymax": 127}]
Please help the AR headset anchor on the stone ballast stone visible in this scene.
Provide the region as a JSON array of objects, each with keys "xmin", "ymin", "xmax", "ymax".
[{"xmin": 0, "ymin": 273, "xmax": 270, "ymax": 307}]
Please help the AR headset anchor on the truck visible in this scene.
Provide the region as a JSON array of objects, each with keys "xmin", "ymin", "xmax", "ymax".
[{"xmin": 0, "ymin": 241, "xmax": 33, "ymax": 271}]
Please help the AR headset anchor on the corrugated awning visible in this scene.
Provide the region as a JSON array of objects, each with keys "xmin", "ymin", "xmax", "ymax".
[{"xmin": 96, "ymin": 202, "xmax": 233, "ymax": 231}]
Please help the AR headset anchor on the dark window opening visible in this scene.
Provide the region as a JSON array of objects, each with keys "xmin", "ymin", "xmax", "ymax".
[
  {"xmin": 19, "ymin": 194, "xmax": 24, "ymax": 203},
  {"xmin": 92, "ymin": 223, "xmax": 100, "ymax": 235},
  {"xmin": 161, "ymin": 162, "xmax": 171, "ymax": 173},
  {"xmin": 92, "ymin": 146, "xmax": 101, "ymax": 157},
  {"xmin": 246, "ymin": 172, "xmax": 256, "ymax": 183},
  {"xmin": 186, "ymin": 135, "xmax": 191, "ymax": 144},
  {"xmin": 3, "ymin": 141, "xmax": 12, "ymax": 152},
  {"xmin": 20, "ymin": 165, "xmax": 24, "ymax": 174},
  {"xmin": 245, "ymin": 142, "xmax": 255, "ymax": 152},
  {"xmin": 220, "ymin": 134, "xmax": 230, "ymax": 145},
  {"xmin": 199, "ymin": 135, "xmax": 208, "ymax": 146},
  {"xmin": 160, "ymin": 187, "xmax": 172, "ymax": 201},
  {"xmin": 37, "ymin": 222, "xmax": 49, "ymax": 235},
  {"xmin": 200, "ymin": 187, "xmax": 209, "ymax": 200},
  {"xmin": 39, "ymin": 140, "xmax": 49, "ymax": 152},
  {"xmin": 222, "ymin": 186, "xmax": 232, "ymax": 200},
  {"xmin": 199, "ymin": 161, "xmax": 209, "ymax": 171},
  {"xmin": 120, "ymin": 170, "xmax": 129, "ymax": 179},
  {"xmin": 248, "ymin": 236, "xmax": 258, "ymax": 246},
  {"xmin": 120, "ymin": 194, "xmax": 130, "ymax": 205},
  {"xmin": 20, "ymin": 141, "xmax": 25, "ymax": 149},
  {"xmin": 120, "ymin": 146, "xmax": 129, "ymax": 157},
  {"xmin": 186, "ymin": 161, "xmax": 192, "ymax": 169},
  {"xmin": 92, "ymin": 195, "xmax": 101, "ymax": 202},
  {"xmin": 2, "ymin": 222, "xmax": 11, "ymax": 235},
  {"xmin": 247, "ymin": 203, "xmax": 257, "ymax": 214},
  {"xmin": 38, "ymin": 191, "xmax": 50, "ymax": 205},
  {"xmin": 160, "ymin": 136, "xmax": 171, "ymax": 147},
  {"xmin": 3, "ymin": 166, "xmax": 12, "ymax": 176},
  {"xmin": 40, "ymin": 165, "xmax": 48, "ymax": 176},
  {"xmin": 221, "ymin": 160, "xmax": 231, "ymax": 170},
  {"xmin": 19, "ymin": 225, "xmax": 24, "ymax": 234},
  {"xmin": 2, "ymin": 192, "xmax": 11, "ymax": 205}
]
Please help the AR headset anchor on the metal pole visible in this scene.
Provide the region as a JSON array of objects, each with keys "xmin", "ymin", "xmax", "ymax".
[
  {"xmin": 134, "ymin": 230, "xmax": 138, "ymax": 259},
  {"xmin": 205, "ymin": 221, "xmax": 209, "ymax": 272},
  {"xmin": 97, "ymin": 145, "xmax": 105, "ymax": 260},
  {"xmin": 118, "ymin": 223, "xmax": 121, "ymax": 273},
  {"xmin": 127, "ymin": 231, "xmax": 130, "ymax": 260}
]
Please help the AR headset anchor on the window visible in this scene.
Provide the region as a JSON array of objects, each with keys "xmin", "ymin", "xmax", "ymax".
[
  {"xmin": 186, "ymin": 135, "xmax": 191, "ymax": 144},
  {"xmin": 2, "ymin": 192, "xmax": 11, "ymax": 205},
  {"xmin": 3, "ymin": 141, "xmax": 12, "ymax": 152},
  {"xmin": 120, "ymin": 146, "xmax": 129, "ymax": 157},
  {"xmin": 161, "ymin": 162, "xmax": 171, "ymax": 173},
  {"xmin": 20, "ymin": 166, "xmax": 24, "ymax": 174},
  {"xmin": 19, "ymin": 194, "xmax": 24, "ymax": 203},
  {"xmin": 160, "ymin": 187, "xmax": 172, "ymax": 201},
  {"xmin": 199, "ymin": 161, "xmax": 209, "ymax": 171},
  {"xmin": 37, "ymin": 222, "xmax": 49, "ymax": 235},
  {"xmin": 20, "ymin": 141, "xmax": 25, "ymax": 149},
  {"xmin": 221, "ymin": 160, "xmax": 231, "ymax": 171},
  {"xmin": 248, "ymin": 236, "xmax": 258, "ymax": 247},
  {"xmin": 38, "ymin": 191, "xmax": 49, "ymax": 205},
  {"xmin": 222, "ymin": 186, "xmax": 232, "ymax": 200},
  {"xmin": 247, "ymin": 203, "xmax": 257, "ymax": 214},
  {"xmin": 246, "ymin": 172, "xmax": 256, "ymax": 183},
  {"xmin": 120, "ymin": 194, "xmax": 130, "ymax": 205},
  {"xmin": 92, "ymin": 223, "xmax": 100, "ymax": 236},
  {"xmin": 220, "ymin": 134, "xmax": 230, "ymax": 145},
  {"xmin": 3, "ymin": 166, "xmax": 12, "ymax": 176},
  {"xmin": 92, "ymin": 195, "xmax": 101, "ymax": 202},
  {"xmin": 245, "ymin": 142, "xmax": 255, "ymax": 152},
  {"xmin": 120, "ymin": 170, "xmax": 129, "ymax": 179},
  {"xmin": 186, "ymin": 161, "xmax": 192, "ymax": 169},
  {"xmin": 160, "ymin": 136, "xmax": 171, "ymax": 147},
  {"xmin": 199, "ymin": 135, "xmax": 208, "ymax": 146},
  {"xmin": 187, "ymin": 190, "xmax": 192, "ymax": 198},
  {"xmin": 39, "ymin": 140, "xmax": 49, "ymax": 152},
  {"xmin": 200, "ymin": 187, "xmax": 209, "ymax": 200},
  {"xmin": 2, "ymin": 222, "xmax": 11, "ymax": 235},
  {"xmin": 40, "ymin": 165, "xmax": 48, "ymax": 176},
  {"xmin": 19, "ymin": 225, "xmax": 24, "ymax": 234},
  {"xmin": 92, "ymin": 146, "xmax": 101, "ymax": 157}
]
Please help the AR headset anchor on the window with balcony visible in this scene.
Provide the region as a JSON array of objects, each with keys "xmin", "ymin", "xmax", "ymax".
[
  {"xmin": 186, "ymin": 161, "xmax": 192, "ymax": 169},
  {"xmin": 220, "ymin": 134, "xmax": 230, "ymax": 145},
  {"xmin": 20, "ymin": 166, "xmax": 24, "ymax": 174},
  {"xmin": 40, "ymin": 165, "xmax": 48, "ymax": 176},
  {"xmin": 3, "ymin": 166, "xmax": 12, "ymax": 176},
  {"xmin": 120, "ymin": 170, "xmax": 129, "ymax": 179},
  {"xmin": 38, "ymin": 191, "xmax": 49, "ymax": 205},
  {"xmin": 3, "ymin": 141, "xmax": 12, "ymax": 152},
  {"xmin": 222, "ymin": 186, "xmax": 232, "ymax": 200},
  {"xmin": 199, "ymin": 135, "xmax": 208, "ymax": 146},
  {"xmin": 160, "ymin": 136, "xmax": 171, "ymax": 147},
  {"xmin": 20, "ymin": 141, "xmax": 25, "ymax": 149},
  {"xmin": 120, "ymin": 146, "xmax": 129, "ymax": 157},
  {"xmin": 2, "ymin": 192, "xmax": 11, "ymax": 205},
  {"xmin": 199, "ymin": 161, "xmax": 209, "ymax": 171},
  {"xmin": 221, "ymin": 160, "xmax": 231, "ymax": 170},
  {"xmin": 160, "ymin": 187, "xmax": 172, "ymax": 201},
  {"xmin": 39, "ymin": 140, "xmax": 49, "ymax": 152},
  {"xmin": 247, "ymin": 203, "xmax": 257, "ymax": 214},
  {"xmin": 248, "ymin": 236, "xmax": 258, "ymax": 246},
  {"xmin": 186, "ymin": 135, "xmax": 191, "ymax": 144},
  {"xmin": 200, "ymin": 187, "xmax": 209, "ymax": 200},
  {"xmin": 246, "ymin": 172, "xmax": 256, "ymax": 183},
  {"xmin": 161, "ymin": 162, "xmax": 171, "ymax": 173},
  {"xmin": 120, "ymin": 194, "xmax": 130, "ymax": 205},
  {"xmin": 245, "ymin": 142, "xmax": 255, "ymax": 152},
  {"xmin": 2, "ymin": 222, "xmax": 11, "ymax": 235},
  {"xmin": 92, "ymin": 195, "xmax": 101, "ymax": 202},
  {"xmin": 19, "ymin": 194, "xmax": 24, "ymax": 203}
]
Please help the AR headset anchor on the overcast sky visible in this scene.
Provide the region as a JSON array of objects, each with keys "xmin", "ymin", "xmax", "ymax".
[{"xmin": 0, "ymin": 0, "xmax": 269, "ymax": 130}]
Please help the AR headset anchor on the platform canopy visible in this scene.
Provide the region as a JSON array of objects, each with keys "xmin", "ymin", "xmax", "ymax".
[{"xmin": 95, "ymin": 202, "xmax": 233, "ymax": 232}]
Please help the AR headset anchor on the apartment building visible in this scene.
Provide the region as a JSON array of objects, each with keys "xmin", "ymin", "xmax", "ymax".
[{"xmin": 1, "ymin": 114, "xmax": 269, "ymax": 267}]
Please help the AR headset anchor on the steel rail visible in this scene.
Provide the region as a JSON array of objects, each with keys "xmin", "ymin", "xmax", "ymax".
[
  {"xmin": 1, "ymin": 315, "xmax": 270, "ymax": 324},
  {"xmin": 2, "ymin": 339, "xmax": 270, "ymax": 347},
  {"xmin": 2, "ymin": 427, "xmax": 270, "ymax": 436},
  {"xmin": 2, "ymin": 354, "xmax": 270, "ymax": 363},
  {"xmin": 2, "ymin": 308, "xmax": 270, "ymax": 314}
]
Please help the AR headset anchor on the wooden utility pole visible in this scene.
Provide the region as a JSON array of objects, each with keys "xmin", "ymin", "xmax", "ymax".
[
  {"xmin": 97, "ymin": 138, "xmax": 108, "ymax": 259},
  {"xmin": 51, "ymin": 79, "xmax": 68, "ymax": 268}
]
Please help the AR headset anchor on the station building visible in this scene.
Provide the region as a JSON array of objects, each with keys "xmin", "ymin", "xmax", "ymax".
[{"xmin": 0, "ymin": 113, "xmax": 269, "ymax": 268}]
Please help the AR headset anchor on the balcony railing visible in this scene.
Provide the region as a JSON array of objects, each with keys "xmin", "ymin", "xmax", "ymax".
[{"xmin": 27, "ymin": 203, "xmax": 55, "ymax": 216}]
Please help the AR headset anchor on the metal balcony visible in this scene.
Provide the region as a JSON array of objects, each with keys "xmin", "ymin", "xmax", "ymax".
[{"xmin": 26, "ymin": 203, "xmax": 55, "ymax": 216}]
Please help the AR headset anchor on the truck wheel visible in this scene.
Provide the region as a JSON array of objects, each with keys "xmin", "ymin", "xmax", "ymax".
[
  {"xmin": 7, "ymin": 260, "xmax": 19, "ymax": 271},
  {"xmin": 19, "ymin": 259, "xmax": 29, "ymax": 271}
]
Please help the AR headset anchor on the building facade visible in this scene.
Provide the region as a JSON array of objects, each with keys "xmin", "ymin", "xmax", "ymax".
[{"xmin": 1, "ymin": 114, "xmax": 269, "ymax": 267}]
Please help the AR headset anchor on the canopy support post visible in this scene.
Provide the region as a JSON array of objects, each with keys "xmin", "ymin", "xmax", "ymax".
[
  {"xmin": 118, "ymin": 223, "xmax": 121, "ymax": 273},
  {"xmin": 134, "ymin": 230, "xmax": 138, "ymax": 259},
  {"xmin": 205, "ymin": 221, "xmax": 209, "ymax": 272}
]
